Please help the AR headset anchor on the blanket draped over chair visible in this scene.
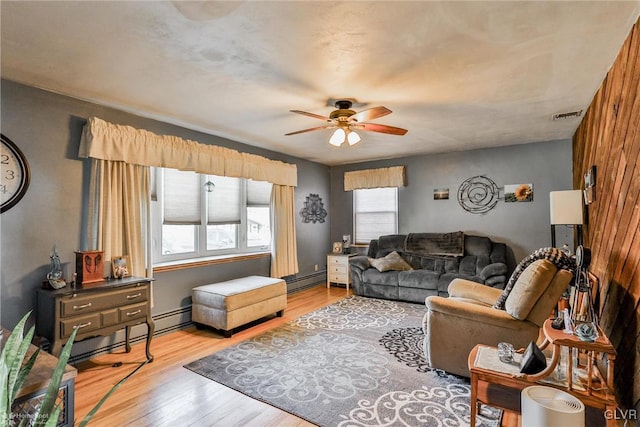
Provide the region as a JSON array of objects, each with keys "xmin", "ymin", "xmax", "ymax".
[{"xmin": 405, "ymin": 231, "xmax": 465, "ymax": 257}]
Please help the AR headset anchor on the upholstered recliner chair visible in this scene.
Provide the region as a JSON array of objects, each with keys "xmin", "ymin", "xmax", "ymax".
[{"xmin": 422, "ymin": 259, "xmax": 573, "ymax": 377}]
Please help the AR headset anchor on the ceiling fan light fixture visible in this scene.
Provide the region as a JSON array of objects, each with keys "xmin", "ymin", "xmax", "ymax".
[
  {"xmin": 329, "ymin": 128, "xmax": 345, "ymax": 146},
  {"xmin": 347, "ymin": 129, "xmax": 361, "ymax": 146}
]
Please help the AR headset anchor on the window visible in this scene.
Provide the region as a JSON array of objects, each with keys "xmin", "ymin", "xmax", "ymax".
[
  {"xmin": 153, "ymin": 168, "xmax": 272, "ymax": 263},
  {"xmin": 353, "ymin": 187, "xmax": 398, "ymax": 244}
]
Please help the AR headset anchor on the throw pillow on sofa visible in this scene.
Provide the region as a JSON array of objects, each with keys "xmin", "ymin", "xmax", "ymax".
[{"xmin": 368, "ymin": 251, "xmax": 413, "ymax": 272}]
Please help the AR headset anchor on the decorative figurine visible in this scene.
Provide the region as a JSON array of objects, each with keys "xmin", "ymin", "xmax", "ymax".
[{"xmin": 47, "ymin": 245, "xmax": 67, "ymax": 289}]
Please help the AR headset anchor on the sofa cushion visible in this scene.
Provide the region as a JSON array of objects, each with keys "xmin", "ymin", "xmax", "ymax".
[
  {"xmin": 504, "ymin": 259, "xmax": 557, "ymax": 320},
  {"xmin": 494, "ymin": 247, "xmax": 575, "ymax": 310},
  {"xmin": 369, "ymin": 251, "xmax": 413, "ymax": 272},
  {"xmin": 398, "ymin": 270, "xmax": 440, "ymax": 290},
  {"xmin": 464, "ymin": 235, "xmax": 492, "ymax": 257},
  {"xmin": 362, "ymin": 269, "xmax": 401, "ymax": 286},
  {"xmin": 459, "ymin": 256, "xmax": 477, "ymax": 276},
  {"xmin": 376, "ymin": 235, "xmax": 406, "ymax": 257}
]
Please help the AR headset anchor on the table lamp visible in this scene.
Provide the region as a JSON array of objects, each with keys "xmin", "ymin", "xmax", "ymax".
[{"xmin": 549, "ymin": 190, "xmax": 584, "ymax": 248}]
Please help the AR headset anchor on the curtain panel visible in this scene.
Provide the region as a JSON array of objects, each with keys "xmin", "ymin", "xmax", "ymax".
[
  {"xmin": 79, "ymin": 117, "xmax": 297, "ymax": 187},
  {"xmin": 344, "ymin": 166, "xmax": 406, "ymax": 191},
  {"xmin": 270, "ymin": 185, "xmax": 299, "ymax": 278},
  {"xmin": 87, "ymin": 159, "xmax": 150, "ymax": 277}
]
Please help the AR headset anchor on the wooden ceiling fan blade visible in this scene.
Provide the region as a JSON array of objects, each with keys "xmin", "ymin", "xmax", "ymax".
[
  {"xmin": 290, "ymin": 110, "xmax": 332, "ymax": 121},
  {"xmin": 350, "ymin": 106, "xmax": 392, "ymax": 123},
  {"xmin": 358, "ymin": 122, "xmax": 408, "ymax": 135},
  {"xmin": 285, "ymin": 124, "xmax": 335, "ymax": 136}
]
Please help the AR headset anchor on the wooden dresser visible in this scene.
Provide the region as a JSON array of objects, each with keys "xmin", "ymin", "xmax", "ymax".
[{"xmin": 36, "ymin": 276, "xmax": 154, "ymax": 361}]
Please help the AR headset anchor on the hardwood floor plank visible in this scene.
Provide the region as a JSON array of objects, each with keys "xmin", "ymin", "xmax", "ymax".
[{"xmin": 72, "ymin": 283, "xmax": 519, "ymax": 426}]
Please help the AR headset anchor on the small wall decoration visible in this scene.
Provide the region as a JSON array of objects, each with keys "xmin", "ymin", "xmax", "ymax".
[
  {"xmin": 504, "ymin": 183, "xmax": 533, "ymax": 203},
  {"xmin": 457, "ymin": 175, "xmax": 500, "ymax": 214},
  {"xmin": 584, "ymin": 165, "xmax": 596, "ymax": 204},
  {"xmin": 112, "ymin": 255, "xmax": 130, "ymax": 279},
  {"xmin": 300, "ymin": 193, "xmax": 327, "ymax": 223},
  {"xmin": 434, "ymin": 188, "xmax": 449, "ymax": 200}
]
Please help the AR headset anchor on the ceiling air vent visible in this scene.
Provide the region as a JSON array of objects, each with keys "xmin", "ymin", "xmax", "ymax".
[{"xmin": 552, "ymin": 110, "xmax": 583, "ymax": 121}]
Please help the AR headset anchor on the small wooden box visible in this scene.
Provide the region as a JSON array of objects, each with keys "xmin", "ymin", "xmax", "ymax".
[{"xmin": 75, "ymin": 251, "xmax": 105, "ymax": 284}]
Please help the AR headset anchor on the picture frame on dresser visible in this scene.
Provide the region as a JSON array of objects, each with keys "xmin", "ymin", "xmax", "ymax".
[
  {"xmin": 112, "ymin": 255, "xmax": 130, "ymax": 279},
  {"xmin": 332, "ymin": 242, "xmax": 343, "ymax": 254}
]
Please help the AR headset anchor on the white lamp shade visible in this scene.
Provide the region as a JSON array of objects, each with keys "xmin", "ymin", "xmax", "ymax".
[
  {"xmin": 522, "ymin": 386, "xmax": 584, "ymax": 427},
  {"xmin": 550, "ymin": 190, "xmax": 583, "ymax": 225},
  {"xmin": 329, "ymin": 128, "xmax": 346, "ymax": 146},
  {"xmin": 347, "ymin": 130, "xmax": 361, "ymax": 146}
]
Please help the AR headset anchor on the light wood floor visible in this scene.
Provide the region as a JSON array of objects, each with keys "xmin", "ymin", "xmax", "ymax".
[{"xmin": 73, "ymin": 284, "xmax": 519, "ymax": 426}]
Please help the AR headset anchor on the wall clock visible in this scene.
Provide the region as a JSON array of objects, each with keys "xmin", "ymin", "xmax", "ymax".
[{"xmin": 1, "ymin": 134, "xmax": 31, "ymax": 213}]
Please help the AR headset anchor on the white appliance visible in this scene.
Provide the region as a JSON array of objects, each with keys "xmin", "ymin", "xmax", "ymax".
[{"xmin": 521, "ymin": 385, "xmax": 585, "ymax": 427}]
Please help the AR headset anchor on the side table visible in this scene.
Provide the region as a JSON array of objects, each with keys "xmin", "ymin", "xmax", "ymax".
[
  {"xmin": 326, "ymin": 253, "xmax": 355, "ymax": 291},
  {"xmin": 468, "ymin": 319, "xmax": 617, "ymax": 427}
]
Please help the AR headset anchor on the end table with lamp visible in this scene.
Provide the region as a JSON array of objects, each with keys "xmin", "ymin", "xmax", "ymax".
[{"xmin": 468, "ymin": 318, "xmax": 617, "ymax": 427}]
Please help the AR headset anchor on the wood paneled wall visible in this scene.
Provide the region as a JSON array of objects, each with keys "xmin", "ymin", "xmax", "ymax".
[{"xmin": 573, "ymin": 17, "xmax": 640, "ymax": 411}]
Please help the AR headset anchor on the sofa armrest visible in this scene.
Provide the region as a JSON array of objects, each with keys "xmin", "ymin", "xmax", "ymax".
[
  {"xmin": 480, "ymin": 262, "xmax": 508, "ymax": 280},
  {"xmin": 349, "ymin": 255, "xmax": 370, "ymax": 271},
  {"xmin": 448, "ymin": 278, "xmax": 503, "ymax": 305},
  {"xmin": 426, "ymin": 295, "xmax": 523, "ymax": 330}
]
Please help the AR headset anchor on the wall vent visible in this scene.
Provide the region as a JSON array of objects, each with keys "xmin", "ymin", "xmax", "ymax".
[{"xmin": 552, "ymin": 110, "xmax": 583, "ymax": 121}]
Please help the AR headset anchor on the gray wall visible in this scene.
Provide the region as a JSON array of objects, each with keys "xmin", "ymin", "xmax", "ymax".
[
  {"xmin": 0, "ymin": 80, "xmax": 330, "ymax": 358},
  {"xmin": 330, "ymin": 140, "xmax": 574, "ymax": 264}
]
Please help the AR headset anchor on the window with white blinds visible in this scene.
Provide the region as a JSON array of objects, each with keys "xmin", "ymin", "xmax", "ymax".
[
  {"xmin": 353, "ymin": 187, "xmax": 398, "ymax": 244},
  {"xmin": 155, "ymin": 168, "xmax": 272, "ymax": 263},
  {"xmin": 207, "ymin": 175, "xmax": 241, "ymax": 224}
]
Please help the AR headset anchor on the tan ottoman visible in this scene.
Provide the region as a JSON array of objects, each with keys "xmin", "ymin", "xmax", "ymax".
[{"xmin": 192, "ymin": 276, "xmax": 287, "ymax": 337}]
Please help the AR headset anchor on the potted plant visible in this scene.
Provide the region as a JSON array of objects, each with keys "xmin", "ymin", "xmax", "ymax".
[{"xmin": 1, "ymin": 312, "xmax": 147, "ymax": 426}]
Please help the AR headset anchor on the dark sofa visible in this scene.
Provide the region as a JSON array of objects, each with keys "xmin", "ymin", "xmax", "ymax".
[{"xmin": 349, "ymin": 233, "xmax": 509, "ymax": 303}]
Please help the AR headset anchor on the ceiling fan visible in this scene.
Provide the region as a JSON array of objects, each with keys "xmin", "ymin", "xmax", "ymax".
[{"xmin": 285, "ymin": 100, "xmax": 408, "ymax": 147}]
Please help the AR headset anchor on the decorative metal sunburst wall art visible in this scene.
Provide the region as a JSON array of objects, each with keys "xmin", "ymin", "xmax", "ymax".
[
  {"xmin": 457, "ymin": 175, "xmax": 500, "ymax": 214},
  {"xmin": 300, "ymin": 193, "xmax": 327, "ymax": 223}
]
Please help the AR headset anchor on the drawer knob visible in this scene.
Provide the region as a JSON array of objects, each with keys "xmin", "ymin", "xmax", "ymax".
[
  {"xmin": 73, "ymin": 302, "xmax": 92, "ymax": 310},
  {"xmin": 126, "ymin": 310, "xmax": 142, "ymax": 317},
  {"xmin": 76, "ymin": 321, "xmax": 92, "ymax": 329},
  {"xmin": 126, "ymin": 293, "xmax": 142, "ymax": 300}
]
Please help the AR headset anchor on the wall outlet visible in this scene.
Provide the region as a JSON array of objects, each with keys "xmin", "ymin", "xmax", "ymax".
[{"xmin": 314, "ymin": 264, "xmax": 318, "ymax": 271}]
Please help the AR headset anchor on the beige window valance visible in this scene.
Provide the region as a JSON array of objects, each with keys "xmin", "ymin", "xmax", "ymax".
[
  {"xmin": 344, "ymin": 166, "xmax": 406, "ymax": 191},
  {"xmin": 79, "ymin": 117, "xmax": 297, "ymax": 187}
]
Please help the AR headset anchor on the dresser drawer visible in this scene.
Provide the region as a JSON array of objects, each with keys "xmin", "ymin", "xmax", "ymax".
[
  {"xmin": 60, "ymin": 286, "xmax": 149, "ymax": 317},
  {"xmin": 118, "ymin": 302, "xmax": 148, "ymax": 322},
  {"xmin": 329, "ymin": 265, "xmax": 348, "ymax": 275},
  {"xmin": 328, "ymin": 256, "xmax": 350, "ymax": 267},
  {"xmin": 61, "ymin": 313, "xmax": 101, "ymax": 338},
  {"xmin": 328, "ymin": 273, "xmax": 349, "ymax": 283}
]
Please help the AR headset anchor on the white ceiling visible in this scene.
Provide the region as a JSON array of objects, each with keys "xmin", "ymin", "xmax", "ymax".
[{"xmin": 2, "ymin": 1, "xmax": 639, "ymax": 166}]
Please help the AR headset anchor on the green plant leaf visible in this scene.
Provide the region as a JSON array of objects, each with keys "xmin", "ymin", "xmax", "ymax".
[
  {"xmin": 33, "ymin": 327, "xmax": 78, "ymax": 427},
  {"xmin": 1, "ymin": 311, "xmax": 33, "ymax": 422},
  {"xmin": 13, "ymin": 348, "xmax": 39, "ymax": 401}
]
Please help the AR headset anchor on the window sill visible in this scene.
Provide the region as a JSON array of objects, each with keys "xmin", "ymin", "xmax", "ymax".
[{"xmin": 153, "ymin": 252, "xmax": 270, "ymax": 273}]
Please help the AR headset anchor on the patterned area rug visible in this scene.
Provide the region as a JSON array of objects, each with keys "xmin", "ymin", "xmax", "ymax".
[{"xmin": 184, "ymin": 296, "xmax": 502, "ymax": 426}]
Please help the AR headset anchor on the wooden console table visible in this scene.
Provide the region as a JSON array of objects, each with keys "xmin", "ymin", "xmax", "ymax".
[
  {"xmin": 468, "ymin": 319, "xmax": 617, "ymax": 427},
  {"xmin": 36, "ymin": 276, "xmax": 154, "ymax": 361},
  {"xmin": 2, "ymin": 328, "xmax": 77, "ymax": 427}
]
